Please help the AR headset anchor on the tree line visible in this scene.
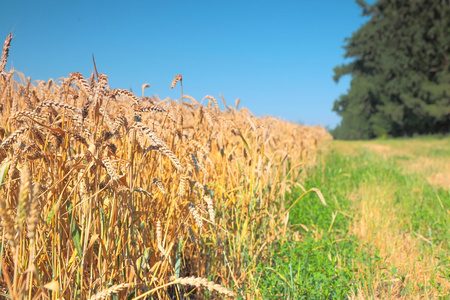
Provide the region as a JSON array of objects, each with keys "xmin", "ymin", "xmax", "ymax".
[{"xmin": 332, "ymin": 0, "xmax": 450, "ymax": 139}]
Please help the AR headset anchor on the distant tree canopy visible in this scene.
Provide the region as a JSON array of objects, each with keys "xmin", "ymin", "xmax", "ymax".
[{"xmin": 332, "ymin": 0, "xmax": 450, "ymax": 139}]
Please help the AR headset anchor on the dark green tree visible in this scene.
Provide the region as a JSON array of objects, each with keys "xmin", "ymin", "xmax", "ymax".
[{"xmin": 332, "ymin": 0, "xmax": 450, "ymax": 139}]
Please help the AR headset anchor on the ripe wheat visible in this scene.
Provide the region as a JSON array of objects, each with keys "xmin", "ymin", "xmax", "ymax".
[{"xmin": 0, "ymin": 32, "xmax": 332, "ymax": 299}]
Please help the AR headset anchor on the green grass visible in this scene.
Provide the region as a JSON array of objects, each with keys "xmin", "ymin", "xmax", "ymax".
[
  {"xmin": 254, "ymin": 136, "xmax": 450, "ymax": 299},
  {"xmin": 255, "ymin": 148, "xmax": 361, "ymax": 299},
  {"xmin": 255, "ymin": 236, "xmax": 360, "ymax": 299}
]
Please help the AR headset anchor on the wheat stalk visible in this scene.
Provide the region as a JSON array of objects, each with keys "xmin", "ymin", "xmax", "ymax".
[{"xmin": 141, "ymin": 83, "xmax": 150, "ymax": 98}]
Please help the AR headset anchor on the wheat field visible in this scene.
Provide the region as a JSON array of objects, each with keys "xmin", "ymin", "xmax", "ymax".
[{"xmin": 0, "ymin": 33, "xmax": 331, "ymax": 299}]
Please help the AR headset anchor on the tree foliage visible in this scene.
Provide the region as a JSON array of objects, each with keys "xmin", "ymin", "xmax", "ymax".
[{"xmin": 332, "ymin": 0, "xmax": 450, "ymax": 139}]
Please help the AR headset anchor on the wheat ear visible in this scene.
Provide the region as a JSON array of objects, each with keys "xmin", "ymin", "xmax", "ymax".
[
  {"xmin": 89, "ymin": 283, "xmax": 132, "ymax": 300},
  {"xmin": 203, "ymin": 195, "xmax": 215, "ymax": 225},
  {"xmin": 17, "ymin": 162, "xmax": 31, "ymax": 231},
  {"xmin": 152, "ymin": 178, "xmax": 166, "ymax": 194},
  {"xmin": 132, "ymin": 123, "xmax": 183, "ymax": 172},
  {"xmin": 188, "ymin": 203, "xmax": 203, "ymax": 229},
  {"xmin": 178, "ymin": 173, "xmax": 189, "ymax": 198},
  {"xmin": 0, "ymin": 126, "xmax": 29, "ymax": 151},
  {"xmin": 0, "ymin": 32, "xmax": 12, "ymax": 76},
  {"xmin": 156, "ymin": 219, "xmax": 167, "ymax": 257},
  {"xmin": 133, "ymin": 276, "xmax": 235, "ymax": 300},
  {"xmin": 203, "ymin": 95, "xmax": 219, "ymax": 112},
  {"xmin": 171, "ymin": 74, "xmax": 182, "ymax": 89},
  {"xmin": 173, "ymin": 276, "xmax": 236, "ymax": 297},
  {"xmin": 26, "ymin": 183, "xmax": 40, "ymax": 244}
]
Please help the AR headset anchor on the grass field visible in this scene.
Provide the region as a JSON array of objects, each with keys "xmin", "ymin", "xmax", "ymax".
[{"xmin": 255, "ymin": 136, "xmax": 450, "ymax": 299}]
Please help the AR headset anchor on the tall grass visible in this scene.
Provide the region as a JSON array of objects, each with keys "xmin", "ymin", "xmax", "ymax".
[{"xmin": 0, "ymin": 33, "xmax": 331, "ymax": 299}]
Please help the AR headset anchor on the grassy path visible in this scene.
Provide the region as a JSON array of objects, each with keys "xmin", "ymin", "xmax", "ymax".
[{"xmin": 255, "ymin": 137, "xmax": 450, "ymax": 299}]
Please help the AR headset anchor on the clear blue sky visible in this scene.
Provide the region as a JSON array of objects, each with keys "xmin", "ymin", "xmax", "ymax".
[{"xmin": 1, "ymin": 0, "xmax": 374, "ymax": 129}]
